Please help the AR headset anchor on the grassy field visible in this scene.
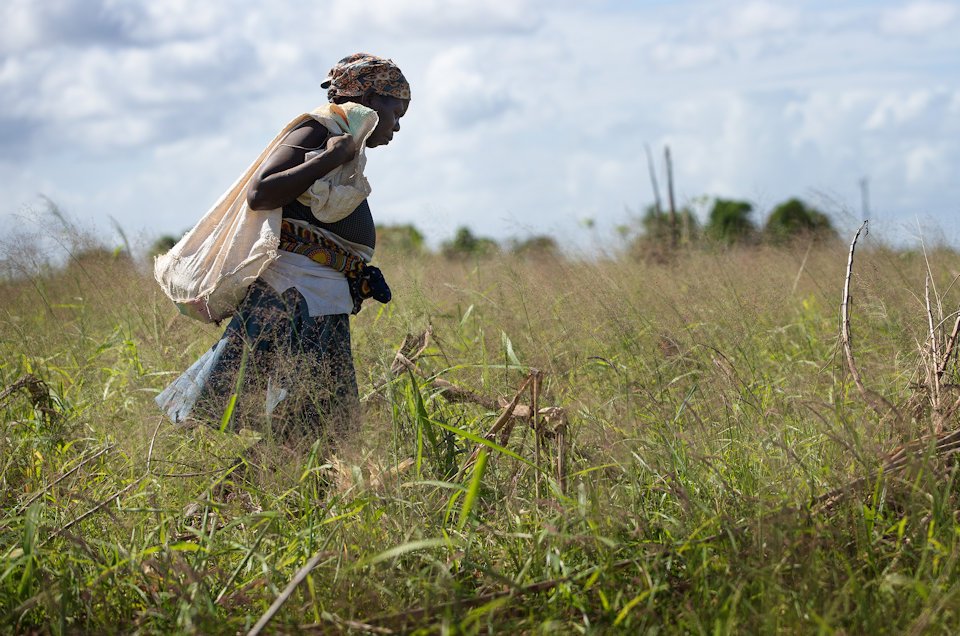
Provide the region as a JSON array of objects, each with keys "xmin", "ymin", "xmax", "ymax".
[{"xmin": 3, "ymin": 229, "xmax": 960, "ymax": 634}]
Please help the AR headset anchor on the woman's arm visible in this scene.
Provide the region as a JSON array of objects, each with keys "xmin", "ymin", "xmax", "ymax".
[{"xmin": 246, "ymin": 120, "xmax": 357, "ymax": 211}]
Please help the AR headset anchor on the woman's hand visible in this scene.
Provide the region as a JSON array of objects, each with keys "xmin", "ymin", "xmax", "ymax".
[
  {"xmin": 247, "ymin": 121, "xmax": 360, "ymax": 211},
  {"xmin": 326, "ymin": 133, "xmax": 357, "ymax": 164}
]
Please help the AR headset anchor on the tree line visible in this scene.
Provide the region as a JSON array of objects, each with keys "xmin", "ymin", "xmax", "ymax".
[
  {"xmin": 148, "ymin": 196, "xmax": 836, "ymax": 261},
  {"xmin": 636, "ymin": 196, "xmax": 836, "ymax": 247}
]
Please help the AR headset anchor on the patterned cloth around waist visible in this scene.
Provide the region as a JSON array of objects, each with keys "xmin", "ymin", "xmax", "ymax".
[
  {"xmin": 278, "ymin": 220, "xmax": 391, "ymax": 314},
  {"xmin": 283, "ymin": 199, "xmax": 376, "ymax": 251}
]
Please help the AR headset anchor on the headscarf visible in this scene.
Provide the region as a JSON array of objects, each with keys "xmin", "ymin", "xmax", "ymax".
[{"xmin": 322, "ymin": 53, "xmax": 411, "ymax": 102}]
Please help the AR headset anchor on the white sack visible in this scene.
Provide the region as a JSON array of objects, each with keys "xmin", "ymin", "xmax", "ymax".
[{"xmin": 154, "ymin": 103, "xmax": 379, "ymax": 323}]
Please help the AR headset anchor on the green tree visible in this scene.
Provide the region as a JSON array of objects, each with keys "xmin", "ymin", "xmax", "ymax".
[
  {"xmin": 376, "ymin": 224, "xmax": 426, "ymax": 255},
  {"xmin": 764, "ymin": 198, "xmax": 836, "ymax": 243},
  {"xmin": 626, "ymin": 204, "xmax": 700, "ymax": 262},
  {"xmin": 640, "ymin": 204, "xmax": 700, "ymax": 245},
  {"xmin": 509, "ymin": 235, "xmax": 558, "ymax": 258},
  {"xmin": 706, "ymin": 199, "xmax": 756, "ymax": 245},
  {"xmin": 149, "ymin": 235, "xmax": 178, "ymax": 258},
  {"xmin": 441, "ymin": 226, "xmax": 499, "ymax": 259}
]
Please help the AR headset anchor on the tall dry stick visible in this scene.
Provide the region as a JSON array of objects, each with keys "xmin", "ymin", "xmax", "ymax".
[
  {"xmin": 840, "ymin": 220, "xmax": 887, "ymax": 420},
  {"xmin": 556, "ymin": 420, "xmax": 567, "ymax": 494},
  {"xmin": 925, "ymin": 274, "xmax": 941, "ymax": 409},
  {"xmin": 453, "ymin": 373, "xmax": 535, "ymax": 481},
  {"xmin": 937, "ymin": 312, "xmax": 960, "ymax": 381},
  {"xmin": 247, "ymin": 550, "xmax": 333, "ymax": 636},
  {"xmin": 791, "ymin": 240, "xmax": 814, "ymax": 295},
  {"xmin": 664, "ymin": 146, "xmax": 678, "ymax": 249},
  {"xmin": 644, "ymin": 143, "xmax": 663, "ymax": 218},
  {"xmin": 533, "ymin": 370, "xmax": 542, "ymax": 501},
  {"xmin": 841, "ymin": 222, "xmax": 868, "ymax": 395}
]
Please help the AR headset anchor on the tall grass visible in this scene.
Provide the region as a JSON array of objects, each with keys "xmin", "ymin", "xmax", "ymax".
[{"xmin": 3, "ymin": 231, "xmax": 960, "ymax": 633}]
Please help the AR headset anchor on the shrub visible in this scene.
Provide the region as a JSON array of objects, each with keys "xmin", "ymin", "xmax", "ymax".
[
  {"xmin": 377, "ymin": 224, "xmax": 427, "ymax": 256},
  {"xmin": 441, "ymin": 226, "xmax": 499, "ymax": 259},
  {"xmin": 705, "ymin": 198, "xmax": 756, "ymax": 245},
  {"xmin": 764, "ymin": 198, "xmax": 837, "ymax": 243}
]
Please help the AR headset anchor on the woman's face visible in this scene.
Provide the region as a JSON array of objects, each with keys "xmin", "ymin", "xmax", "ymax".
[{"xmin": 364, "ymin": 94, "xmax": 409, "ymax": 148}]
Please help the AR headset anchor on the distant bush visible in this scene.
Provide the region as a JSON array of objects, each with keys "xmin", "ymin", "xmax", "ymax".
[
  {"xmin": 441, "ymin": 226, "xmax": 499, "ymax": 259},
  {"xmin": 641, "ymin": 204, "xmax": 700, "ymax": 245},
  {"xmin": 377, "ymin": 224, "xmax": 427, "ymax": 256},
  {"xmin": 148, "ymin": 235, "xmax": 179, "ymax": 258},
  {"xmin": 764, "ymin": 198, "xmax": 836, "ymax": 243},
  {"xmin": 509, "ymin": 235, "xmax": 558, "ymax": 258},
  {"xmin": 627, "ymin": 204, "xmax": 701, "ymax": 261},
  {"xmin": 706, "ymin": 199, "xmax": 756, "ymax": 245}
]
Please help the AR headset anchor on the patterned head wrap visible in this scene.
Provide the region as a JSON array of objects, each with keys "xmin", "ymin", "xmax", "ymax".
[{"xmin": 322, "ymin": 53, "xmax": 411, "ymax": 102}]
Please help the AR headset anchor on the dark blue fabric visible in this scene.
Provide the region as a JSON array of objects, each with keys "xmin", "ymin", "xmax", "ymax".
[{"xmin": 191, "ymin": 279, "xmax": 359, "ymax": 441}]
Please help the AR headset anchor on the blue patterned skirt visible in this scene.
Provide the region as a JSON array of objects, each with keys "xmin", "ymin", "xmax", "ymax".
[{"xmin": 156, "ymin": 280, "xmax": 359, "ymax": 441}]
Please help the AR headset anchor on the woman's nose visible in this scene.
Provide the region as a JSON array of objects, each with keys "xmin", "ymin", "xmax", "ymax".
[{"xmin": 393, "ymin": 121, "xmax": 401, "ymax": 132}]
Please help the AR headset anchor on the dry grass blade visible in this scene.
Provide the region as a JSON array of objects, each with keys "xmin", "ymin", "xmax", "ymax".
[
  {"xmin": 247, "ymin": 550, "xmax": 335, "ymax": 636},
  {"xmin": 455, "ymin": 372, "xmax": 535, "ymax": 480},
  {"xmin": 352, "ymin": 557, "xmax": 645, "ymax": 632},
  {"xmin": 145, "ymin": 416, "xmax": 163, "ymax": 475},
  {"xmin": 938, "ymin": 312, "xmax": 960, "ymax": 380},
  {"xmin": 392, "ymin": 351, "xmax": 499, "ymax": 409},
  {"xmin": 533, "ymin": 370, "xmax": 542, "ymax": 500},
  {"xmin": 45, "ymin": 476, "xmax": 145, "ymax": 544},
  {"xmin": 302, "ymin": 616, "xmax": 395, "ymax": 634},
  {"xmin": 925, "ymin": 274, "xmax": 941, "ymax": 410},
  {"xmin": 392, "ymin": 327, "xmax": 433, "ymax": 372},
  {"xmin": 814, "ymin": 427, "xmax": 960, "ymax": 512},
  {"xmin": 17, "ymin": 443, "xmax": 114, "ymax": 511}
]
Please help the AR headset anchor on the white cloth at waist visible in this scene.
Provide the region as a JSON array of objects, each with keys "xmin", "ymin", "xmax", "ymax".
[{"xmin": 259, "ymin": 250, "xmax": 353, "ymax": 317}]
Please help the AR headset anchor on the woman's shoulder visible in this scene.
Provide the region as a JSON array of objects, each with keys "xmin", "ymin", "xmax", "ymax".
[{"xmin": 282, "ymin": 119, "xmax": 331, "ymax": 148}]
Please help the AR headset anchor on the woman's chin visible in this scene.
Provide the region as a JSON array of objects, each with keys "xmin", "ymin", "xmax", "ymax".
[{"xmin": 366, "ymin": 136, "xmax": 392, "ymax": 148}]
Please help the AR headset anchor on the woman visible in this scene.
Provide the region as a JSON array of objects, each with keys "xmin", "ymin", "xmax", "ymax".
[{"xmin": 157, "ymin": 53, "xmax": 410, "ymax": 445}]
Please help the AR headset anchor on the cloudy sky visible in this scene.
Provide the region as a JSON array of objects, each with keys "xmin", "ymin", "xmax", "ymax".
[{"xmin": 1, "ymin": 0, "xmax": 957, "ymax": 250}]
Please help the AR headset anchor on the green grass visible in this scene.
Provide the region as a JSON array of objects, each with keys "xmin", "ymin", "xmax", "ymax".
[{"xmin": 3, "ymin": 239, "xmax": 960, "ymax": 633}]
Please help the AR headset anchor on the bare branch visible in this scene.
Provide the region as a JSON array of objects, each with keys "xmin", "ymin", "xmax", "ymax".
[
  {"xmin": 454, "ymin": 373, "xmax": 535, "ymax": 481},
  {"xmin": 938, "ymin": 312, "xmax": 960, "ymax": 380},
  {"xmin": 840, "ymin": 221, "xmax": 887, "ymax": 419}
]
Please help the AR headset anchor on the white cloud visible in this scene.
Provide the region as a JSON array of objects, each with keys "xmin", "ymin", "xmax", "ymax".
[
  {"xmin": 786, "ymin": 90, "xmax": 877, "ymax": 149},
  {"xmin": 0, "ymin": 0, "xmax": 958, "ymax": 249},
  {"xmin": 118, "ymin": 1, "xmax": 232, "ymax": 43},
  {"xmin": 0, "ymin": 0, "xmax": 131, "ymax": 54},
  {"xmin": 905, "ymin": 144, "xmax": 944, "ymax": 184},
  {"xmin": 0, "ymin": 31, "xmax": 266, "ymax": 158},
  {"xmin": 329, "ymin": 0, "xmax": 543, "ymax": 36},
  {"xmin": 724, "ymin": 1, "xmax": 800, "ymax": 38},
  {"xmin": 865, "ymin": 90, "xmax": 934, "ymax": 129},
  {"xmin": 880, "ymin": 1, "xmax": 959, "ymax": 36},
  {"xmin": 422, "ymin": 47, "xmax": 518, "ymax": 128},
  {"xmin": 650, "ymin": 42, "xmax": 723, "ymax": 71}
]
